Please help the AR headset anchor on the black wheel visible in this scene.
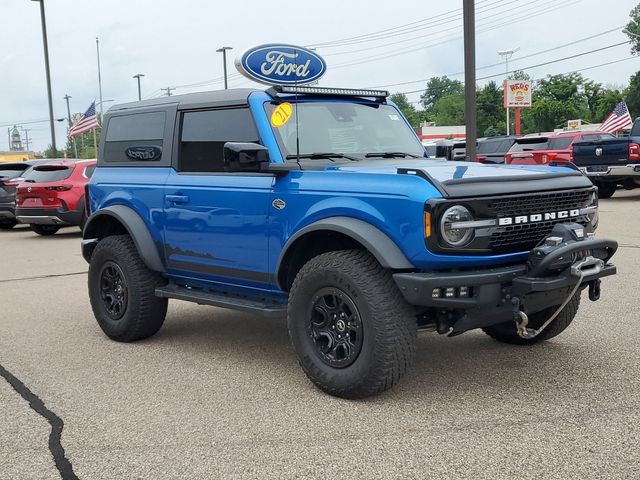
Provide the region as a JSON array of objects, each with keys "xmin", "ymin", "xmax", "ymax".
[
  {"xmin": 88, "ymin": 235, "xmax": 168, "ymax": 342},
  {"xmin": 0, "ymin": 219, "xmax": 17, "ymax": 229},
  {"xmin": 30, "ymin": 224, "xmax": 60, "ymax": 236},
  {"xmin": 597, "ymin": 182, "xmax": 616, "ymax": 199},
  {"xmin": 288, "ymin": 250, "xmax": 417, "ymax": 399},
  {"xmin": 482, "ymin": 293, "xmax": 580, "ymax": 345}
]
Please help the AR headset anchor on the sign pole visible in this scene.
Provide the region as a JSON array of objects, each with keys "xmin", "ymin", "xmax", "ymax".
[{"xmin": 515, "ymin": 107, "xmax": 521, "ymax": 136}]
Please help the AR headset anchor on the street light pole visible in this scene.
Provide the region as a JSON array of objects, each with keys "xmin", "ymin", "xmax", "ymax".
[
  {"xmin": 216, "ymin": 46, "xmax": 233, "ymax": 89},
  {"xmin": 96, "ymin": 37, "xmax": 104, "ymax": 122},
  {"xmin": 32, "ymin": 0, "xmax": 57, "ymax": 154},
  {"xmin": 463, "ymin": 0, "xmax": 477, "ymax": 163},
  {"xmin": 498, "ymin": 48, "xmax": 519, "ymax": 136},
  {"xmin": 133, "ymin": 74, "xmax": 145, "ymax": 101}
]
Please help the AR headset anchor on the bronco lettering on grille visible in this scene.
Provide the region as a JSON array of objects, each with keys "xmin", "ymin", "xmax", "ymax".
[{"xmin": 498, "ymin": 209, "xmax": 581, "ymax": 226}]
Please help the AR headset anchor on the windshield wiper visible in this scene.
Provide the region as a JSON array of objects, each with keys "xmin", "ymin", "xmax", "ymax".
[
  {"xmin": 286, "ymin": 152, "xmax": 359, "ymax": 162},
  {"xmin": 364, "ymin": 152, "xmax": 420, "ymax": 158}
]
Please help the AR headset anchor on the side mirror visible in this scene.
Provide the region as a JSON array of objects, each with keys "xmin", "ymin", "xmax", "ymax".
[{"xmin": 223, "ymin": 142, "xmax": 270, "ymax": 172}]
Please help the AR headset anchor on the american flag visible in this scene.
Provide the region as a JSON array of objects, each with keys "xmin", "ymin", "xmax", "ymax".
[
  {"xmin": 68, "ymin": 101, "xmax": 99, "ymax": 139},
  {"xmin": 600, "ymin": 101, "xmax": 633, "ymax": 134}
]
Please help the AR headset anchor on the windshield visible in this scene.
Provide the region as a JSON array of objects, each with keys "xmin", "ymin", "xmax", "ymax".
[
  {"xmin": 265, "ymin": 101, "xmax": 425, "ymax": 160},
  {"xmin": 0, "ymin": 165, "xmax": 28, "ymax": 180}
]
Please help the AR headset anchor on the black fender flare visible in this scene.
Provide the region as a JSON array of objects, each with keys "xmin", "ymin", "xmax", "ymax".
[
  {"xmin": 276, "ymin": 216, "xmax": 414, "ymax": 288},
  {"xmin": 83, "ymin": 205, "xmax": 165, "ymax": 272}
]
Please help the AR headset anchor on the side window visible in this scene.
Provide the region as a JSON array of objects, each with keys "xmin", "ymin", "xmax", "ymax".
[
  {"xmin": 103, "ymin": 112, "xmax": 166, "ymax": 162},
  {"xmin": 178, "ymin": 108, "xmax": 259, "ymax": 173},
  {"xmin": 84, "ymin": 165, "xmax": 96, "ymax": 178}
]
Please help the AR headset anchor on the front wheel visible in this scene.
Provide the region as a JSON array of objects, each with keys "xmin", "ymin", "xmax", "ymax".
[
  {"xmin": 30, "ymin": 224, "xmax": 60, "ymax": 236},
  {"xmin": 288, "ymin": 250, "xmax": 417, "ymax": 399},
  {"xmin": 482, "ymin": 293, "xmax": 580, "ymax": 345},
  {"xmin": 596, "ymin": 182, "xmax": 616, "ymax": 199},
  {"xmin": 0, "ymin": 219, "xmax": 17, "ymax": 230},
  {"xmin": 88, "ymin": 235, "xmax": 168, "ymax": 342}
]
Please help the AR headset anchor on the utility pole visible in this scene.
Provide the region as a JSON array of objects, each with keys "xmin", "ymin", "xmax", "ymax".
[
  {"xmin": 96, "ymin": 37, "xmax": 104, "ymax": 122},
  {"xmin": 216, "ymin": 46, "xmax": 233, "ymax": 89},
  {"xmin": 133, "ymin": 73, "xmax": 145, "ymax": 101},
  {"xmin": 498, "ymin": 48, "xmax": 519, "ymax": 136},
  {"xmin": 161, "ymin": 87, "xmax": 175, "ymax": 97},
  {"xmin": 64, "ymin": 94, "xmax": 79, "ymax": 158},
  {"xmin": 21, "ymin": 128, "xmax": 32, "ymax": 152},
  {"xmin": 463, "ymin": 0, "xmax": 477, "ymax": 163},
  {"xmin": 32, "ymin": 0, "xmax": 57, "ymax": 154}
]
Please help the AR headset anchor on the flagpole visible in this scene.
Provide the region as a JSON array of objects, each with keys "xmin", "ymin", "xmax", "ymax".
[
  {"xmin": 96, "ymin": 37, "xmax": 104, "ymax": 122},
  {"xmin": 93, "ymin": 128, "xmax": 97, "ymax": 157}
]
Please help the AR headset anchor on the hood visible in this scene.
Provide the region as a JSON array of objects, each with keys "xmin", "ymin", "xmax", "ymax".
[{"xmin": 326, "ymin": 159, "xmax": 593, "ymax": 198}]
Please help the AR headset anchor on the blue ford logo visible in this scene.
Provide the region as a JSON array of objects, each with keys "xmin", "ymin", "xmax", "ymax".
[
  {"xmin": 235, "ymin": 44, "xmax": 327, "ymax": 86},
  {"xmin": 125, "ymin": 146, "xmax": 162, "ymax": 161}
]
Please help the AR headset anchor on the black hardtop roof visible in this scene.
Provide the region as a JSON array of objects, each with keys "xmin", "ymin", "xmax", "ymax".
[{"xmin": 109, "ymin": 88, "xmax": 260, "ymax": 112}]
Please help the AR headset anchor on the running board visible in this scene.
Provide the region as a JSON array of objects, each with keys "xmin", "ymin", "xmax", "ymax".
[{"xmin": 155, "ymin": 284, "xmax": 287, "ymax": 318}]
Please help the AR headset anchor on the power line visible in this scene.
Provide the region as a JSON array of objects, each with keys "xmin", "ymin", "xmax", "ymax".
[
  {"xmin": 398, "ymin": 42, "xmax": 633, "ymax": 96},
  {"xmin": 329, "ymin": 0, "xmax": 585, "ymax": 70},
  {"xmin": 370, "ymin": 26, "xmax": 626, "ymax": 89}
]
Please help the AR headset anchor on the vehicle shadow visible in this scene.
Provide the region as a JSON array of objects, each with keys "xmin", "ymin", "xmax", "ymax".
[
  {"xmin": 22, "ymin": 229, "xmax": 83, "ymax": 239},
  {"xmin": 150, "ymin": 305, "xmax": 603, "ymax": 402}
]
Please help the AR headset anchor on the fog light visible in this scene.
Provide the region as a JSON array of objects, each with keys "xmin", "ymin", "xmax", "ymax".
[
  {"xmin": 445, "ymin": 287, "xmax": 455, "ymax": 298},
  {"xmin": 432, "ymin": 288, "xmax": 441, "ymax": 298},
  {"xmin": 459, "ymin": 286, "xmax": 469, "ymax": 297}
]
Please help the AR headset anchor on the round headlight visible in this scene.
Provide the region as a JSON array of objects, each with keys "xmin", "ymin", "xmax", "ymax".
[{"xmin": 440, "ymin": 205, "xmax": 474, "ymax": 247}]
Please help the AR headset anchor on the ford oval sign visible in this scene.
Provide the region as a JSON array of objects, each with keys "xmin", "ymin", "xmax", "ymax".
[
  {"xmin": 125, "ymin": 146, "xmax": 162, "ymax": 161},
  {"xmin": 235, "ymin": 44, "xmax": 326, "ymax": 86}
]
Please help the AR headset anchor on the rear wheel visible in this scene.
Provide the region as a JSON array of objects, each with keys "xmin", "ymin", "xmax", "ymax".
[
  {"xmin": 288, "ymin": 250, "xmax": 417, "ymax": 399},
  {"xmin": 30, "ymin": 224, "xmax": 60, "ymax": 236},
  {"xmin": 88, "ymin": 235, "xmax": 168, "ymax": 342},
  {"xmin": 0, "ymin": 219, "xmax": 17, "ymax": 230},
  {"xmin": 596, "ymin": 182, "xmax": 616, "ymax": 199},
  {"xmin": 482, "ymin": 293, "xmax": 580, "ymax": 345}
]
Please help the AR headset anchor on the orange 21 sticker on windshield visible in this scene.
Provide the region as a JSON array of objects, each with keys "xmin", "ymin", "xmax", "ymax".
[{"xmin": 270, "ymin": 102, "xmax": 293, "ymax": 127}]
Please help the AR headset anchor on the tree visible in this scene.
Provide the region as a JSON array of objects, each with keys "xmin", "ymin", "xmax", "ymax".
[
  {"xmin": 476, "ymin": 81, "xmax": 505, "ymax": 135},
  {"xmin": 420, "ymin": 76, "xmax": 463, "ymax": 113},
  {"xmin": 583, "ymin": 81, "xmax": 605, "ymax": 122},
  {"xmin": 596, "ymin": 89, "xmax": 624, "ymax": 122},
  {"xmin": 625, "ymin": 4, "xmax": 640, "ymax": 55},
  {"xmin": 43, "ymin": 145, "xmax": 62, "ymax": 158},
  {"xmin": 389, "ymin": 93, "xmax": 421, "ymax": 127},
  {"xmin": 433, "ymin": 93, "xmax": 465, "ymax": 126},
  {"xmin": 625, "ymin": 71, "xmax": 640, "ymax": 119}
]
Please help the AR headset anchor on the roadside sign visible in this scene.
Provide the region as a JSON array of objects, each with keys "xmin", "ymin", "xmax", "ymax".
[{"xmin": 504, "ymin": 80, "xmax": 532, "ymax": 108}]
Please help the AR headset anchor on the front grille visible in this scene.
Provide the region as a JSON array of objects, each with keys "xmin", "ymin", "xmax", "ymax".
[
  {"xmin": 487, "ymin": 189, "xmax": 592, "ymax": 217},
  {"xmin": 487, "ymin": 189, "xmax": 593, "ymax": 253}
]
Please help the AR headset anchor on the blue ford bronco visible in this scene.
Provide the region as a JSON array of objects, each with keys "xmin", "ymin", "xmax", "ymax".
[{"xmin": 82, "ymin": 84, "xmax": 618, "ymax": 398}]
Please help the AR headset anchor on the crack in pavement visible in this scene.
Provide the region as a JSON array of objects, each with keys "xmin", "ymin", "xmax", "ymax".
[
  {"xmin": 0, "ymin": 271, "xmax": 86, "ymax": 284},
  {"xmin": 0, "ymin": 364, "xmax": 79, "ymax": 480}
]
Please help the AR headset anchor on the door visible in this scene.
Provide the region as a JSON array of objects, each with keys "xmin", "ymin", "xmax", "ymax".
[{"xmin": 163, "ymin": 107, "xmax": 275, "ymax": 290}]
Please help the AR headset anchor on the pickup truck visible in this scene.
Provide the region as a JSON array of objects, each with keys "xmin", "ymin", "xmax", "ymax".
[
  {"xmin": 571, "ymin": 122, "xmax": 640, "ymax": 198},
  {"xmin": 82, "ymin": 85, "xmax": 618, "ymax": 399}
]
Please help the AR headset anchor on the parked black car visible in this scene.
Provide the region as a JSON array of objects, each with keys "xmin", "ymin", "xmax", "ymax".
[
  {"xmin": 476, "ymin": 136, "xmax": 518, "ymax": 164},
  {"xmin": 0, "ymin": 159, "xmax": 59, "ymax": 229}
]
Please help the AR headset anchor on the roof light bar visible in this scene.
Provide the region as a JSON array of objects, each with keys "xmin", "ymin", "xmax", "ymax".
[{"xmin": 269, "ymin": 85, "xmax": 389, "ymax": 100}]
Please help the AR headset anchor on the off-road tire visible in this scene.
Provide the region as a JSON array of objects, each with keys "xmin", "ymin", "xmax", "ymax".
[
  {"xmin": 288, "ymin": 250, "xmax": 417, "ymax": 399},
  {"xmin": 597, "ymin": 182, "xmax": 616, "ymax": 199},
  {"xmin": 88, "ymin": 234, "xmax": 168, "ymax": 342},
  {"xmin": 482, "ymin": 292, "xmax": 581, "ymax": 345},
  {"xmin": 0, "ymin": 219, "xmax": 17, "ymax": 229},
  {"xmin": 30, "ymin": 224, "xmax": 60, "ymax": 236}
]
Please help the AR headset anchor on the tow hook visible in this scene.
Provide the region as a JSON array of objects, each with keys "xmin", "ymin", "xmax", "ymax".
[
  {"xmin": 588, "ymin": 279, "xmax": 601, "ymax": 301},
  {"xmin": 511, "ymin": 298, "xmax": 537, "ymax": 339}
]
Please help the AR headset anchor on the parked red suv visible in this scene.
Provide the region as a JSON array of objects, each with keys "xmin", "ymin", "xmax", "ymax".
[
  {"xmin": 505, "ymin": 131, "xmax": 615, "ymax": 165},
  {"xmin": 15, "ymin": 159, "xmax": 96, "ymax": 235}
]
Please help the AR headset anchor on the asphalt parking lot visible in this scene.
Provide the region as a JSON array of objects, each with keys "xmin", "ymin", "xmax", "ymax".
[{"xmin": 1, "ymin": 191, "xmax": 639, "ymax": 480}]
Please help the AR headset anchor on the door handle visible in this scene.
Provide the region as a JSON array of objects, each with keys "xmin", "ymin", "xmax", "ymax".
[{"xmin": 165, "ymin": 194, "xmax": 189, "ymax": 204}]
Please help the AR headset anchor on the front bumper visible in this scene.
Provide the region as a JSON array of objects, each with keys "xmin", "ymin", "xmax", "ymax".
[
  {"xmin": 16, "ymin": 207, "xmax": 82, "ymax": 226},
  {"xmin": 578, "ymin": 164, "xmax": 640, "ymax": 178},
  {"xmin": 394, "ymin": 236, "xmax": 617, "ymax": 334}
]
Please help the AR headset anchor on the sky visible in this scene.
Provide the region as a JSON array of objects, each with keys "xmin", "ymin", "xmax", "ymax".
[{"xmin": 1, "ymin": 0, "xmax": 639, "ymax": 151}]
